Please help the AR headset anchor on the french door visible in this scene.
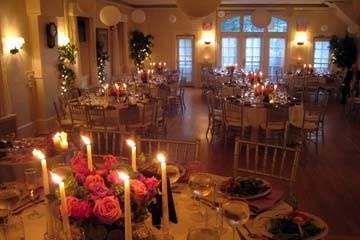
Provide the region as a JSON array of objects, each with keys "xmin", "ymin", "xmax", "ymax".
[{"xmin": 177, "ymin": 36, "xmax": 194, "ymax": 85}]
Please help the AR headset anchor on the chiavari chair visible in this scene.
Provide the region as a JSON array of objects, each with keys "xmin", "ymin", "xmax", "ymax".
[
  {"xmin": 206, "ymin": 93, "xmax": 223, "ymax": 140},
  {"xmin": 68, "ymin": 103, "xmax": 87, "ymax": 129},
  {"xmin": 136, "ymin": 138, "xmax": 200, "ymax": 166},
  {"xmin": 233, "ymin": 138, "xmax": 300, "ymax": 198},
  {"xmin": 223, "ymin": 102, "xmax": 248, "ymax": 144},
  {"xmin": 53, "ymin": 101, "xmax": 72, "ymax": 131}
]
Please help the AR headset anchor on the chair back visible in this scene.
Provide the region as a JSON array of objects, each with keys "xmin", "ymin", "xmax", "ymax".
[
  {"xmin": 233, "ymin": 138, "xmax": 300, "ymax": 194},
  {"xmin": 85, "ymin": 105, "xmax": 106, "ymax": 129},
  {"xmin": 265, "ymin": 106, "xmax": 289, "ymax": 128},
  {"xmin": 224, "ymin": 102, "xmax": 243, "ymax": 126},
  {"xmin": 69, "ymin": 103, "xmax": 87, "ymax": 126},
  {"xmin": 136, "ymin": 138, "xmax": 200, "ymax": 165},
  {"xmin": 142, "ymin": 102, "xmax": 156, "ymax": 126},
  {"xmin": 53, "ymin": 101, "xmax": 64, "ymax": 125},
  {"xmin": 81, "ymin": 128, "xmax": 130, "ymax": 157}
]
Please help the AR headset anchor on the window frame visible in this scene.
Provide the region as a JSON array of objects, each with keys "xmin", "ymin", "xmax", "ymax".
[
  {"xmin": 221, "ymin": 37, "xmax": 239, "ymax": 68},
  {"xmin": 313, "ymin": 37, "xmax": 331, "ymax": 74},
  {"xmin": 176, "ymin": 35, "xmax": 195, "ymax": 85},
  {"xmin": 244, "ymin": 36, "xmax": 263, "ymax": 72},
  {"xmin": 268, "ymin": 37, "xmax": 286, "ymax": 81}
]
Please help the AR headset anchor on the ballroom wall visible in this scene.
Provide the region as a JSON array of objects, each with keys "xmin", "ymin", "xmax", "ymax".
[{"xmin": 135, "ymin": 7, "xmax": 348, "ymax": 86}]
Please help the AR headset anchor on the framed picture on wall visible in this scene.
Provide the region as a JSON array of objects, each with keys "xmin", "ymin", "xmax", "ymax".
[{"xmin": 96, "ymin": 28, "xmax": 109, "ymax": 57}]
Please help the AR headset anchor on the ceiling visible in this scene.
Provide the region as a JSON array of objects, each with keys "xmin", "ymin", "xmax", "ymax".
[{"xmin": 116, "ymin": 0, "xmax": 343, "ymax": 7}]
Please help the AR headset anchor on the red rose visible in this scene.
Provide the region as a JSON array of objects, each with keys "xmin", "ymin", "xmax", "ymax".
[
  {"xmin": 131, "ymin": 179, "xmax": 148, "ymax": 201},
  {"xmin": 85, "ymin": 174, "xmax": 105, "ymax": 190},
  {"xmin": 103, "ymin": 155, "xmax": 119, "ymax": 170},
  {"xmin": 67, "ymin": 196, "xmax": 92, "ymax": 220},
  {"xmin": 93, "ymin": 196, "xmax": 122, "ymax": 224}
]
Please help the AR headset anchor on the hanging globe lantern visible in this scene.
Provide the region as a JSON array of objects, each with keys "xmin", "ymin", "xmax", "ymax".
[
  {"xmin": 131, "ymin": 10, "xmax": 146, "ymax": 24},
  {"xmin": 176, "ymin": 0, "xmax": 221, "ymax": 18},
  {"xmin": 99, "ymin": 6, "xmax": 122, "ymax": 26}
]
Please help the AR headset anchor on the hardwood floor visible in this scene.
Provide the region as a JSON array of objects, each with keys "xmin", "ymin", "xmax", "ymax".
[{"xmin": 166, "ymin": 88, "xmax": 360, "ymax": 237}]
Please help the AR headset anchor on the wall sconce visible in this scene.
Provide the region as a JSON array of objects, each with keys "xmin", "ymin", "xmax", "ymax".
[
  {"xmin": 296, "ymin": 31, "xmax": 307, "ymax": 46},
  {"xmin": 4, "ymin": 37, "xmax": 25, "ymax": 55},
  {"xmin": 202, "ymin": 31, "xmax": 214, "ymax": 45}
]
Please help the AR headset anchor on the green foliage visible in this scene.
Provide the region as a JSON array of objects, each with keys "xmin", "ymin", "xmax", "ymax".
[
  {"xmin": 330, "ymin": 35, "xmax": 358, "ymax": 69},
  {"xmin": 129, "ymin": 30, "xmax": 154, "ymax": 70},
  {"xmin": 63, "ymin": 175, "xmax": 89, "ymax": 199},
  {"xmin": 58, "ymin": 42, "xmax": 78, "ymax": 94}
]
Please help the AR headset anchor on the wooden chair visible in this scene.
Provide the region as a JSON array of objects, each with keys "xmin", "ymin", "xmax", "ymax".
[
  {"xmin": 233, "ymin": 138, "xmax": 300, "ymax": 196},
  {"xmin": 223, "ymin": 102, "xmax": 247, "ymax": 144},
  {"xmin": 80, "ymin": 128, "xmax": 131, "ymax": 158},
  {"xmin": 126, "ymin": 102, "xmax": 156, "ymax": 136},
  {"xmin": 53, "ymin": 101, "xmax": 72, "ymax": 131},
  {"xmin": 259, "ymin": 106, "xmax": 289, "ymax": 145},
  {"xmin": 206, "ymin": 93, "xmax": 223, "ymax": 140},
  {"xmin": 0, "ymin": 114, "xmax": 17, "ymax": 138},
  {"xmin": 68, "ymin": 103, "xmax": 87, "ymax": 129},
  {"xmin": 136, "ymin": 138, "xmax": 200, "ymax": 165},
  {"xmin": 85, "ymin": 105, "xmax": 117, "ymax": 131}
]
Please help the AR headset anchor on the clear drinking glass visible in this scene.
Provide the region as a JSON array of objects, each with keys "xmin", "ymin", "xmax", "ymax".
[
  {"xmin": 222, "ymin": 201, "xmax": 250, "ymax": 240},
  {"xmin": 24, "ymin": 168, "xmax": 41, "ymax": 219},
  {"xmin": 4, "ymin": 215, "xmax": 25, "ymax": 240},
  {"xmin": 188, "ymin": 173, "xmax": 214, "ymax": 223}
]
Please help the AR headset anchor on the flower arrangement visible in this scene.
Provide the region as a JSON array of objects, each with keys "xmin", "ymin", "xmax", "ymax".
[{"xmin": 53, "ymin": 152, "xmax": 160, "ymax": 239}]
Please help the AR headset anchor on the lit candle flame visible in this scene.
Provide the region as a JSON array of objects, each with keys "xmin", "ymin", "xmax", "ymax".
[
  {"xmin": 118, "ymin": 171, "xmax": 130, "ymax": 181},
  {"xmin": 81, "ymin": 135, "xmax": 91, "ymax": 145},
  {"xmin": 126, "ymin": 139, "xmax": 136, "ymax": 148},
  {"xmin": 32, "ymin": 148, "xmax": 45, "ymax": 160},
  {"xmin": 156, "ymin": 153, "xmax": 166, "ymax": 164},
  {"xmin": 50, "ymin": 172, "xmax": 63, "ymax": 185}
]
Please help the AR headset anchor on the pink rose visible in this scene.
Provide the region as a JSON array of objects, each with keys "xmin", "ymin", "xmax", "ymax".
[
  {"xmin": 85, "ymin": 174, "xmax": 105, "ymax": 190},
  {"xmin": 143, "ymin": 177, "xmax": 160, "ymax": 193},
  {"xmin": 70, "ymin": 152, "xmax": 90, "ymax": 176},
  {"xmin": 67, "ymin": 196, "xmax": 92, "ymax": 220},
  {"xmin": 93, "ymin": 196, "xmax": 122, "ymax": 224},
  {"xmin": 131, "ymin": 179, "xmax": 148, "ymax": 201},
  {"xmin": 103, "ymin": 155, "xmax": 118, "ymax": 170},
  {"xmin": 107, "ymin": 170, "xmax": 123, "ymax": 185},
  {"xmin": 89, "ymin": 183, "xmax": 113, "ymax": 200}
]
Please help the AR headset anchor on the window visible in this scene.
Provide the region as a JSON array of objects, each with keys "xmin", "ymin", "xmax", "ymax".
[
  {"xmin": 245, "ymin": 37, "xmax": 261, "ymax": 71},
  {"xmin": 221, "ymin": 37, "xmax": 238, "ymax": 68},
  {"xmin": 314, "ymin": 40, "xmax": 330, "ymax": 73},
  {"xmin": 243, "ymin": 16, "xmax": 264, "ymax": 32},
  {"xmin": 268, "ymin": 17, "xmax": 288, "ymax": 32},
  {"xmin": 269, "ymin": 38, "xmax": 286, "ymax": 81},
  {"xmin": 221, "ymin": 16, "xmax": 241, "ymax": 32},
  {"xmin": 177, "ymin": 36, "xmax": 194, "ymax": 83}
]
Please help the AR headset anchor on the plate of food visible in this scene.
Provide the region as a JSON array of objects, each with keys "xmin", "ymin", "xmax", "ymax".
[
  {"xmin": 254, "ymin": 210, "xmax": 328, "ymax": 240},
  {"xmin": 219, "ymin": 176, "xmax": 272, "ymax": 200}
]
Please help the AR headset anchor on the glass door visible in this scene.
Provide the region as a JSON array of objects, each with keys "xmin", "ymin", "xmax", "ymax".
[
  {"xmin": 177, "ymin": 36, "xmax": 194, "ymax": 85},
  {"xmin": 245, "ymin": 37, "xmax": 262, "ymax": 72},
  {"xmin": 269, "ymin": 38, "xmax": 286, "ymax": 82}
]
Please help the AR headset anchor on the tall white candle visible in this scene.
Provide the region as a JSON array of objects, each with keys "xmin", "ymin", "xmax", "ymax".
[
  {"xmin": 51, "ymin": 172, "xmax": 72, "ymax": 240},
  {"xmin": 81, "ymin": 136, "xmax": 93, "ymax": 171},
  {"xmin": 118, "ymin": 172, "xmax": 132, "ymax": 240},
  {"xmin": 157, "ymin": 153, "xmax": 169, "ymax": 230},
  {"xmin": 32, "ymin": 149, "xmax": 49, "ymax": 195},
  {"xmin": 126, "ymin": 139, "xmax": 137, "ymax": 171}
]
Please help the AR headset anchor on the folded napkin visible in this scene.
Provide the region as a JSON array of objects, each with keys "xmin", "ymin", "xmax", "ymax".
[
  {"xmin": 247, "ymin": 189, "xmax": 283, "ymax": 214},
  {"xmin": 141, "ymin": 170, "xmax": 178, "ymax": 228}
]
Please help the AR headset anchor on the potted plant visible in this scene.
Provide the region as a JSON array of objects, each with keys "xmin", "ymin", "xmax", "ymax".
[{"xmin": 129, "ymin": 30, "xmax": 154, "ymax": 70}]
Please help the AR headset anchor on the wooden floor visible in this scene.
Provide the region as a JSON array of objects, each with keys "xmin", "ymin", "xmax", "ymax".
[{"xmin": 166, "ymin": 88, "xmax": 360, "ymax": 237}]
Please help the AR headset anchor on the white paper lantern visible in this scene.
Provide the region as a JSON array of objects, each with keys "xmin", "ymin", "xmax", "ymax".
[
  {"xmin": 77, "ymin": 0, "xmax": 96, "ymax": 15},
  {"xmin": 218, "ymin": 11, "xmax": 225, "ymax": 18},
  {"xmin": 176, "ymin": 0, "xmax": 221, "ymax": 18},
  {"xmin": 99, "ymin": 6, "xmax": 121, "ymax": 26},
  {"xmin": 169, "ymin": 15, "xmax": 177, "ymax": 23},
  {"xmin": 131, "ymin": 10, "xmax": 146, "ymax": 24},
  {"xmin": 320, "ymin": 25, "xmax": 328, "ymax": 32},
  {"xmin": 252, "ymin": 9, "xmax": 271, "ymax": 28}
]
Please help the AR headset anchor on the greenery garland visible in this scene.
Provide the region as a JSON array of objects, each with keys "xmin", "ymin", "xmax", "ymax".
[
  {"xmin": 57, "ymin": 42, "xmax": 78, "ymax": 95},
  {"xmin": 129, "ymin": 30, "xmax": 154, "ymax": 70},
  {"xmin": 330, "ymin": 34, "xmax": 358, "ymax": 69},
  {"xmin": 97, "ymin": 53, "xmax": 109, "ymax": 86}
]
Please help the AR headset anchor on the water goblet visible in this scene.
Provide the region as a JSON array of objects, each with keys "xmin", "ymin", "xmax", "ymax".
[
  {"xmin": 222, "ymin": 200, "xmax": 250, "ymax": 240},
  {"xmin": 188, "ymin": 173, "xmax": 214, "ymax": 223},
  {"xmin": 24, "ymin": 168, "xmax": 41, "ymax": 219}
]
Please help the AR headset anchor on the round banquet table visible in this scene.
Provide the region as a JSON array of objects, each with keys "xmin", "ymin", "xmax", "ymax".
[{"xmin": 241, "ymin": 104, "xmax": 304, "ymax": 128}]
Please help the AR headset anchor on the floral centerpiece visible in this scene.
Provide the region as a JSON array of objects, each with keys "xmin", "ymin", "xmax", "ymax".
[{"xmin": 52, "ymin": 152, "xmax": 160, "ymax": 240}]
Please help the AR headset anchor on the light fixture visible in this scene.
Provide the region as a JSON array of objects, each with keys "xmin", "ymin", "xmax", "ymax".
[
  {"xmin": 202, "ymin": 30, "xmax": 214, "ymax": 45},
  {"xmin": 296, "ymin": 31, "xmax": 307, "ymax": 46},
  {"xmin": 58, "ymin": 33, "xmax": 70, "ymax": 46},
  {"xmin": 4, "ymin": 37, "xmax": 25, "ymax": 55}
]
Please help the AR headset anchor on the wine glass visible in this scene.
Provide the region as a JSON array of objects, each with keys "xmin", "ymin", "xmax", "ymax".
[
  {"xmin": 188, "ymin": 173, "xmax": 214, "ymax": 223},
  {"xmin": 222, "ymin": 201, "xmax": 250, "ymax": 240},
  {"xmin": 24, "ymin": 168, "xmax": 41, "ymax": 219},
  {"xmin": 213, "ymin": 184, "xmax": 230, "ymax": 235},
  {"xmin": 187, "ymin": 227, "xmax": 220, "ymax": 240}
]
